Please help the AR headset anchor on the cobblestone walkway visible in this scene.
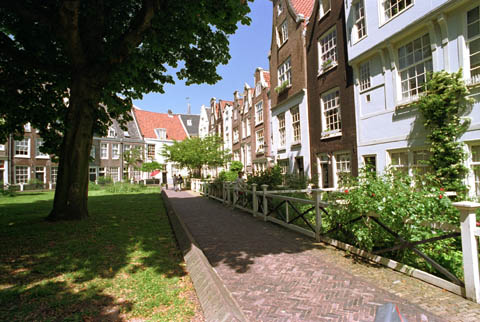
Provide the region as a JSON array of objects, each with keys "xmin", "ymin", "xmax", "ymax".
[{"xmin": 165, "ymin": 190, "xmax": 480, "ymax": 321}]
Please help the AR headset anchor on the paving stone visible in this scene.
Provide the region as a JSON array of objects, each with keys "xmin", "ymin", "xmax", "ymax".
[{"xmin": 165, "ymin": 190, "xmax": 480, "ymax": 321}]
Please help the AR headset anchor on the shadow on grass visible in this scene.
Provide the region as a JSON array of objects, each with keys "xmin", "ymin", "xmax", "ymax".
[
  {"xmin": 165, "ymin": 190, "xmax": 327, "ymax": 274},
  {"xmin": 0, "ymin": 192, "xmax": 186, "ymax": 321}
]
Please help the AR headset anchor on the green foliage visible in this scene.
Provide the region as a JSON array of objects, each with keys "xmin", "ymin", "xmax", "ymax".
[
  {"xmin": 216, "ymin": 170, "xmax": 238, "ymax": 183},
  {"xmin": 162, "ymin": 135, "xmax": 230, "ymax": 174},
  {"xmin": 105, "ymin": 182, "xmax": 147, "ymax": 193},
  {"xmin": 229, "ymin": 161, "xmax": 243, "ymax": 173},
  {"xmin": 97, "ymin": 176, "xmax": 113, "ymax": 185},
  {"xmin": 326, "ymin": 168, "xmax": 463, "ymax": 279},
  {"xmin": 416, "ymin": 70, "xmax": 474, "ymax": 193},
  {"xmin": 123, "ymin": 146, "xmax": 144, "ymax": 176},
  {"xmin": 140, "ymin": 161, "xmax": 163, "ymax": 173},
  {"xmin": 247, "ymin": 165, "xmax": 283, "ymax": 188},
  {"xmin": 1, "ymin": 184, "xmax": 16, "ymax": 197},
  {"xmin": 284, "ymin": 173, "xmax": 309, "ymax": 189}
]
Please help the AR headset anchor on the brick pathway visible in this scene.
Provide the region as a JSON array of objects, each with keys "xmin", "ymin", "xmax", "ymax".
[{"xmin": 165, "ymin": 190, "xmax": 480, "ymax": 321}]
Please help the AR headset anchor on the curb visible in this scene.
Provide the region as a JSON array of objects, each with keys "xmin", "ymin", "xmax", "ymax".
[{"xmin": 161, "ymin": 189, "xmax": 247, "ymax": 322}]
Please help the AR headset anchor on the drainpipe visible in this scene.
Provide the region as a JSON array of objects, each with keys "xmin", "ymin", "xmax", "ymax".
[{"xmin": 8, "ymin": 134, "xmax": 13, "ymax": 185}]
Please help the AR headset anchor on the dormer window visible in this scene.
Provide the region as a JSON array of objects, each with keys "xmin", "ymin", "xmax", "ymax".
[
  {"xmin": 319, "ymin": 0, "xmax": 331, "ymax": 19},
  {"xmin": 24, "ymin": 123, "xmax": 31, "ymax": 132},
  {"xmin": 277, "ymin": 2, "xmax": 283, "ymax": 16},
  {"xmin": 123, "ymin": 130, "xmax": 130, "ymax": 137},
  {"xmin": 187, "ymin": 119, "xmax": 192, "ymax": 126},
  {"xmin": 155, "ymin": 128, "xmax": 167, "ymax": 140},
  {"xmin": 278, "ymin": 20, "xmax": 288, "ymax": 46},
  {"xmin": 255, "ymin": 82, "xmax": 262, "ymax": 97},
  {"xmin": 108, "ymin": 127, "xmax": 117, "ymax": 138}
]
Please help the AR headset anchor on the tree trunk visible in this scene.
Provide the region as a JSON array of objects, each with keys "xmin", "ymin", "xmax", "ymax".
[{"xmin": 47, "ymin": 76, "xmax": 99, "ymax": 221}]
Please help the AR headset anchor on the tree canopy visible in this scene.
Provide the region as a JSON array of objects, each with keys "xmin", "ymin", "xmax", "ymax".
[
  {"xmin": 162, "ymin": 135, "xmax": 230, "ymax": 176},
  {"xmin": 0, "ymin": 1, "xmax": 252, "ymax": 220}
]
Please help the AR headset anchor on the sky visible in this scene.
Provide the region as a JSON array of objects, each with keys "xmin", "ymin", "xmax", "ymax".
[{"xmin": 132, "ymin": 0, "xmax": 272, "ymax": 115}]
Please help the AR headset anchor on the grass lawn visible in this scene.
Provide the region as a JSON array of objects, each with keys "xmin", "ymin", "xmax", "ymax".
[{"xmin": 0, "ymin": 187, "xmax": 201, "ymax": 321}]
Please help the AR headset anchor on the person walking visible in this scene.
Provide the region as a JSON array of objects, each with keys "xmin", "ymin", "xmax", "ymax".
[
  {"xmin": 172, "ymin": 174, "xmax": 178, "ymax": 191},
  {"xmin": 178, "ymin": 175, "xmax": 184, "ymax": 191}
]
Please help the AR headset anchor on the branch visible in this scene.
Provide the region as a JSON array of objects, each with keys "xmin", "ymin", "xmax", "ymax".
[
  {"xmin": 58, "ymin": 0, "xmax": 86, "ymax": 68},
  {"xmin": 109, "ymin": 0, "xmax": 159, "ymax": 65},
  {"xmin": 0, "ymin": 2, "xmax": 53, "ymax": 27}
]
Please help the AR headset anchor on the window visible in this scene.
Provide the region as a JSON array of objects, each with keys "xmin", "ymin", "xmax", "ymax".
[
  {"xmin": 89, "ymin": 167, "xmax": 97, "ymax": 182},
  {"xmin": 233, "ymin": 129, "xmax": 239, "ymax": 143},
  {"xmin": 471, "ymin": 145, "xmax": 480, "ymax": 195},
  {"xmin": 278, "ymin": 57, "xmax": 292, "ymax": 86},
  {"xmin": 246, "ymin": 144, "xmax": 251, "ymax": 165},
  {"xmin": 398, "ymin": 33, "xmax": 432, "ymax": 101},
  {"xmin": 256, "ymin": 82, "xmax": 262, "ymax": 97},
  {"xmin": 15, "ymin": 138, "xmax": 29, "ymax": 156},
  {"xmin": 147, "ymin": 144, "xmax": 156, "ymax": 159},
  {"xmin": 187, "ymin": 119, "xmax": 192, "ymax": 126},
  {"xmin": 112, "ymin": 143, "xmax": 120, "ymax": 159},
  {"xmin": 256, "ymin": 129, "xmax": 264, "ymax": 153},
  {"xmin": 353, "ymin": 0, "xmax": 366, "ymax": 41},
  {"xmin": 359, "ymin": 61, "xmax": 371, "ymax": 91},
  {"xmin": 35, "ymin": 139, "xmax": 49, "ymax": 158},
  {"xmin": 123, "ymin": 130, "xmax": 130, "ymax": 137},
  {"xmin": 98, "ymin": 167, "xmax": 106, "ymax": 177},
  {"xmin": 412, "ymin": 149, "xmax": 431, "ymax": 175},
  {"xmin": 382, "ymin": 0, "xmax": 413, "ymax": 22},
  {"xmin": 319, "ymin": 0, "xmax": 331, "ymax": 18},
  {"xmin": 279, "ymin": 20, "xmax": 288, "ymax": 45},
  {"xmin": 295, "ymin": 157, "xmax": 304, "ymax": 176},
  {"xmin": 318, "ymin": 154, "xmax": 331, "ymax": 188},
  {"xmin": 321, "ymin": 89, "xmax": 341, "ymax": 135},
  {"xmin": 390, "ymin": 151, "xmax": 408, "ymax": 174},
  {"xmin": 291, "ymin": 107, "xmax": 301, "ymax": 143},
  {"xmin": 335, "ymin": 153, "xmax": 351, "ymax": 175},
  {"xmin": 467, "ymin": 6, "xmax": 480, "ymax": 84},
  {"xmin": 278, "ymin": 159, "xmax": 289, "ymax": 175},
  {"xmin": 109, "ymin": 167, "xmax": 119, "ymax": 182},
  {"xmin": 234, "ymin": 150, "xmax": 240, "ymax": 161},
  {"xmin": 35, "ymin": 167, "xmax": 45, "ymax": 183},
  {"xmin": 155, "ymin": 128, "xmax": 167, "ymax": 140},
  {"xmin": 24, "ymin": 123, "xmax": 31, "ymax": 132},
  {"xmin": 277, "ymin": 2, "xmax": 283, "ymax": 16},
  {"xmin": 255, "ymin": 101, "xmax": 263, "ymax": 124},
  {"xmin": 246, "ymin": 118, "xmax": 251, "ymax": 137},
  {"xmin": 90, "ymin": 146, "xmax": 96, "ymax": 159},
  {"xmin": 15, "ymin": 166, "xmax": 29, "ymax": 184},
  {"xmin": 108, "ymin": 127, "xmax": 117, "ymax": 138},
  {"xmin": 51, "ymin": 167, "xmax": 58, "ymax": 183},
  {"xmin": 123, "ymin": 144, "xmax": 131, "ymax": 153},
  {"xmin": 234, "ymin": 109, "xmax": 237, "ymax": 120},
  {"xmin": 278, "ymin": 113, "xmax": 286, "ymax": 148},
  {"xmin": 100, "ymin": 143, "xmax": 108, "ymax": 159},
  {"xmin": 363, "ymin": 155, "xmax": 377, "ymax": 173},
  {"xmin": 0, "ymin": 144, "xmax": 4, "ymax": 151},
  {"xmin": 319, "ymin": 28, "xmax": 337, "ymax": 72}
]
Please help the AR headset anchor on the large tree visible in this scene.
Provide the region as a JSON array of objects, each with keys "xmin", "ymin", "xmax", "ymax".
[
  {"xmin": 0, "ymin": 1, "xmax": 251, "ymax": 220},
  {"xmin": 162, "ymin": 135, "xmax": 230, "ymax": 177}
]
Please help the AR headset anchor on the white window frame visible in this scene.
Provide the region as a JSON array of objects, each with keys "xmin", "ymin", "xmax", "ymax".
[
  {"xmin": 246, "ymin": 143, "xmax": 252, "ymax": 166},
  {"xmin": 51, "ymin": 167, "xmax": 58, "ymax": 184},
  {"xmin": 291, "ymin": 107, "xmax": 301, "ymax": 144},
  {"xmin": 466, "ymin": 5, "xmax": 480, "ymax": 86},
  {"xmin": 277, "ymin": 57, "xmax": 292, "ymax": 87},
  {"xmin": 388, "ymin": 150, "xmax": 409, "ymax": 174},
  {"xmin": 333, "ymin": 152, "xmax": 351, "ymax": 188},
  {"xmin": 381, "ymin": 0, "xmax": 413, "ymax": 24},
  {"xmin": 100, "ymin": 143, "xmax": 109, "ymax": 159},
  {"xmin": 397, "ymin": 33, "xmax": 433, "ymax": 105},
  {"xmin": 112, "ymin": 143, "xmax": 120, "ymax": 160},
  {"xmin": 278, "ymin": 19, "xmax": 288, "ymax": 45},
  {"xmin": 233, "ymin": 129, "xmax": 239, "ymax": 143},
  {"xmin": 246, "ymin": 118, "xmax": 251, "ymax": 137},
  {"xmin": 255, "ymin": 82, "xmax": 262, "ymax": 97},
  {"xmin": 318, "ymin": 27, "xmax": 337, "ymax": 74},
  {"xmin": 359, "ymin": 61, "xmax": 371, "ymax": 91},
  {"xmin": 352, "ymin": 0, "xmax": 367, "ymax": 43},
  {"xmin": 277, "ymin": 2, "xmax": 283, "ymax": 16},
  {"xmin": 411, "ymin": 149, "xmax": 431, "ymax": 176},
  {"xmin": 107, "ymin": 127, "xmax": 117, "ymax": 138},
  {"xmin": 256, "ymin": 129, "xmax": 264, "ymax": 153},
  {"xmin": 321, "ymin": 88, "xmax": 342, "ymax": 138},
  {"xmin": 319, "ymin": 0, "xmax": 331, "ymax": 19},
  {"xmin": 147, "ymin": 144, "xmax": 156, "ymax": 159},
  {"xmin": 35, "ymin": 138, "xmax": 49, "ymax": 158},
  {"xmin": 109, "ymin": 167, "xmax": 120, "ymax": 182},
  {"xmin": 15, "ymin": 166, "xmax": 29, "ymax": 184},
  {"xmin": 318, "ymin": 154, "xmax": 331, "ymax": 189},
  {"xmin": 35, "ymin": 166, "xmax": 46, "ymax": 183},
  {"xmin": 255, "ymin": 101, "xmax": 263, "ymax": 125},
  {"xmin": 0, "ymin": 144, "xmax": 4, "ymax": 151},
  {"xmin": 278, "ymin": 113, "xmax": 286, "ymax": 148},
  {"xmin": 470, "ymin": 144, "xmax": 480, "ymax": 195},
  {"xmin": 15, "ymin": 138, "xmax": 30, "ymax": 157},
  {"xmin": 278, "ymin": 159, "xmax": 289, "ymax": 176},
  {"xmin": 155, "ymin": 128, "xmax": 167, "ymax": 140},
  {"xmin": 24, "ymin": 123, "xmax": 31, "ymax": 132}
]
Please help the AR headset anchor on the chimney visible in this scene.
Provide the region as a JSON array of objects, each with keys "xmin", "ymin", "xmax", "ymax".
[
  {"xmin": 168, "ymin": 109, "xmax": 173, "ymax": 117},
  {"xmin": 187, "ymin": 103, "xmax": 191, "ymax": 115}
]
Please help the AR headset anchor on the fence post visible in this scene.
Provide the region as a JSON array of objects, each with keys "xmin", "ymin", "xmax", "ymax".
[
  {"xmin": 453, "ymin": 201, "xmax": 480, "ymax": 303},
  {"xmin": 20, "ymin": 183, "xmax": 24, "ymax": 192},
  {"xmin": 314, "ymin": 190, "xmax": 322, "ymax": 241},
  {"xmin": 252, "ymin": 184, "xmax": 258, "ymax": 216},
  {"xmin": 233, "ymin": 183, "xmax": 238, "ymax": 207},
  {"xmin": 261, "ymin": 184, "xmax": 268, "ymax": 222},
  {"xmin": 222, "ymin": 182, "xmax": 226, "ymax": 204}
]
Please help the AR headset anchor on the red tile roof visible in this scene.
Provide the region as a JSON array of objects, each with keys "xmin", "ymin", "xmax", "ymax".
[
  {"xmin": 133, "ymin": 109, "xmax": 188, "ymax": 140},
  {"xmin": 219, "ymin": 100, "xmax": 233, "ymax": 110},
  {"xmin": 291, "ymin": 0, "xmax": 314, "ymax": 19}
]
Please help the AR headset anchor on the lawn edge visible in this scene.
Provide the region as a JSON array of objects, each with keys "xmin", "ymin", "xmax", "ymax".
[{"xmin": 161, "ymin": 189, "xmax": 247, "ymax": 322}]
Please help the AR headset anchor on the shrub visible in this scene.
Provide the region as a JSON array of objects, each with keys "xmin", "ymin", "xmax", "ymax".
[
  {"xmin": 247, "ymin": 165, "xmax": 283, "ymax": 188},
  {"xmin": 105, "ymin": 182, "xmax": 147, "ymax": 193},
  {"xmin": 97, "ymin": 176, "xmax": 113, "ymax": 185}
]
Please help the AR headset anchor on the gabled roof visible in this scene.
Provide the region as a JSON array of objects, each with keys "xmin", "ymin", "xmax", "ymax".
[
  {"xmin": 263, "ymin": 71, "xmax": 271, "ymax": 88},
  {"xmin": 133, "ymin": 109, "xmax": 188, "ymax": 140},
  {"xmin": 178, "ymin": 114, "xmax": 200, "ymax": 137},
  {"xmin": 290, "ymin": 0, "xmax": 314, "ymax": 20}
]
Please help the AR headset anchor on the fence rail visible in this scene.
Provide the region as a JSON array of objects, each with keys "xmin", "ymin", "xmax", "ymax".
[{"xmin": 189, "ymin": 179, "xmax": 480, "ymax": 303}]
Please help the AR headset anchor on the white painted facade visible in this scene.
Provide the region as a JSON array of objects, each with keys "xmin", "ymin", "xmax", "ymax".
[
  {"xmin": 271, "ymin": 89, "xmax": 311, "ymax": 177},
  {"xmin": 199, "ymin": 105, "xmax": 210, "ymax": 138},
  {"xmin": 345, "ymin": 0, "xmax": 480, "ymax": 194},
  {"xmin": 223, "ymin": 103, "xmax": 233, "ymax": 153}
]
